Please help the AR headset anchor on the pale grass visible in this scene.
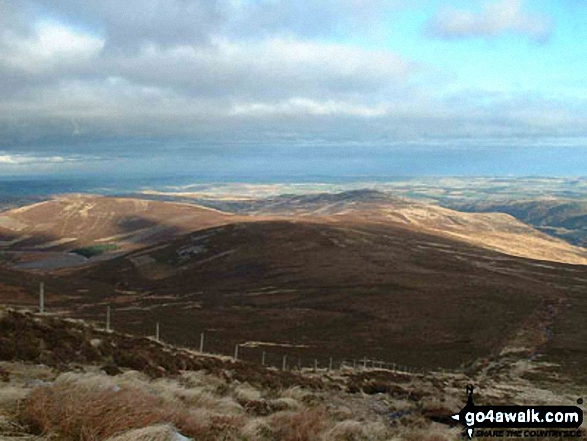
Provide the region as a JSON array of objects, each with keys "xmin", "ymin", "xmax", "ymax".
[
  {"xmin": 232, "ymin": 383, "xmax": 262, "ymax": 402},
  {"xmin": 279, "ymin": 386, "xmax": 312, "ymax": 402},
  {"xmin": 0, "ymin": 362, "xmax": 56, "ymax": 385},
  {"xmin": 56, "ymin": 371, "xmax": 244, "ymax": 416},
  {"xmin": 104, "ymin": 424, "xmax": 192, "ymax": 441},
  {"xmin": 53, "ymin": 371, "xmax": 118, "ymax": 392},
  {"xmin": 265, "ymin": 409, "xmax": 330, "ymax": 441},
  {"xmin": 239, "ymin": 417, "xmax": 274, "ymax": 439},
  {"xmin": 0, "ymin": 385, "xmax": 29, "ymax": 413},
  {"xmin": 321, "ymin": 420, "xmax": 389, "ymax": 441},
  {"xmin": 387, "ymin": 397, "xmax": 414, "ymax": 413},
  {"xmin": 178, "ymin": 371, "xmax": 227, "ymax": 393},
  {"xmin": 267, "ymin": 397, "xmax": 301, "ymax": 411}
]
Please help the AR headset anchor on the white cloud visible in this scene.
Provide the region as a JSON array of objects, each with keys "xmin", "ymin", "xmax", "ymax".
[
  {"xmin": 0, "ymin": 22, "xmax": 104, "ymax": 73},
  {"xmin": 231, "ymin": 98, "xmax": 389, "ymax": 117},
  {"xmin": 0, "ymin": 0, "xmax": 583, "ymax": 155},
  {"xmin": 105, "ymin": 37, "xmax": 412, "ymax": 101},
  {"xmin": 0, "ymin": 154, "xmax": 72, "ymax": 164},
  {"xmin": 0, "ymin": 34, "xmax": 412, "ymax": 124},
  {"xmin": 425, "ymin": 0, "xmax": 552, "ymax": 42}
]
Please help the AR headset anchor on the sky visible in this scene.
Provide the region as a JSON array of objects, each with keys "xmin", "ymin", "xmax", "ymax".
[{"xmin": 0, "ymin": 0, "xmax": 586, "ymax": 179}]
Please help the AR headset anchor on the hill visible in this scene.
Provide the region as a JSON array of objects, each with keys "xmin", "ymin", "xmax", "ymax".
[
  {"xmin": 139, "ymin": 189, "xmax": 587, "ymax": 265},
  {"xmin": 447, "ymin": 198, "xmax": 587, "ymax": 248},
  {"xmin": 2, "ymin": 190, "xmax": 587, "ymax": 269},
  {"xmin": 0, "ymin": 194, "xmax": 237, "ymax": 269},
  {"xmin": 68, "ymin": 219, "xmax": 587, "ymax": 380}
]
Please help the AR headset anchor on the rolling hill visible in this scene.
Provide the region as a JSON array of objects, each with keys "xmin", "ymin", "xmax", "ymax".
[
  {"xmin": 139, "ymin": 189, "xmax": 587, "ymax": 265},
  {"xmin": 1, "ymin": 190, "xmax": 586, "ymax": 382},
  {"xmin": 69, "ymin": 219, "xmax": 587, "ymax": 380},
  {"xmin": 447, "ymin": 198, "xmax": 587, "ymax": 247},
  {"xmin": 0, "ymin": 194, "xmax": 238, "ymax": 269}
]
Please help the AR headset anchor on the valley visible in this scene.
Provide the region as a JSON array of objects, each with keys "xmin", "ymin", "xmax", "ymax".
[{"xmin": 0, "ymin": 189, "xmax": 585, "ymax": 384}]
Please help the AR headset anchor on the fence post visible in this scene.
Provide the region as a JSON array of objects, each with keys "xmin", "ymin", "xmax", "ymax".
[
  {"xmin": 262, "ymin": 351, "xmax": 266, "ymax": 366},
  {"xmin": 329, "ymin": 357, "xmax": 333, "ymax": 371},
  {"xmin": 106, "ymin": 306, "xmax": 111, "ymax": 331},
  {"xmin": 314, "ymin": 359, "xmax": 318, "ymax": 371},
  {"xmin": 39, "ymin": 282, "xmax": 44, "ymax": 314},
  {"xmin": 282, "ymin": 355, "xmax": 287, "ymax": 371},
  {"xmin": 363, "ymin": 358, "xmax": 367, "ymax": 369},
  {"xmin": 155, "ymin": 322, "xmax": 160, "ymax": 342},
  {"xmin": 234, "ymin": 344, "xmax": 239, "ymax": 360},
  {"xmin": 199, "ymin": 332, "xmax": 204, "ymax": 353}
]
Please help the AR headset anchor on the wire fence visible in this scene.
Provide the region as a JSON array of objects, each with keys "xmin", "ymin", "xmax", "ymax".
[
  {"xmin": 106, "ymin": 313, "xmax": 441, "ymax": 376},
  {"xmin": 20, "ymin": 289, "xmax": 453, "ymax": 377}
]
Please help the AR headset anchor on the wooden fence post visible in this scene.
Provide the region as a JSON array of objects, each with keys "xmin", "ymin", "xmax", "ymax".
[{"xmin": 39, "ymin": 282, "xmax": 44, "ymax": 314}]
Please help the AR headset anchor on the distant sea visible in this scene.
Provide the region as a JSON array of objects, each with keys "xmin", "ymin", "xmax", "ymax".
[
  {"xmin": 0, "ymin": 176, "xmax": 187, "ymax": 196},
  {"xmin": 0, "ymin": 174, "xmax": 416, "ymax": 197}
]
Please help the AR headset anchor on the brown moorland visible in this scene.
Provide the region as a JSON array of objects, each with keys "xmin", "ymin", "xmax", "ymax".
[
  {"xmin": 0, "ymin": 191, "xmax": 585, "ymax": 382},
  {"xmin": 67, "ymin": 219, "xmax": 587, "ymax": 380}
]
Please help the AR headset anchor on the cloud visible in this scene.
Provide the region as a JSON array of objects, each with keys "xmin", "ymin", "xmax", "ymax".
[
  {"xmin": 230, "ymin": 98, "xmax": 389, "ymax": 117},
  {"xmin": 39, "ymin": 0, "xmax": 406, "ymax": 49},
  {"xmin": 0, "ymin": 22, "xmax": 104, "ymax": 73},
  {"xmin": 36, "ymin": 0, "xmax": 225, "ymax": 50},
  {"xmin": 0, "ymin": 29, "xmax": 413, "ymax": 144},
  {"xmin": 0, "ymin": 153, "xmax": 75, "ymax": 164},
  {"xmin": 106, "ymin": 38, "xmax": 411, "ymax": 100},
  {"xmin": 0, "ymin": 0, "xmax": 583, "ymax": 163},
  {"xmin": 425, "ymin": 0, "xmax": 553, "ymax": 42}
]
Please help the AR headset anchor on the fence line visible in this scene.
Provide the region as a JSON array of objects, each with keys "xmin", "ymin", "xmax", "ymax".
[
  {"xmin": 9, "ymin": 303, "xmax": 450, "ymax": 377},
  {"xmin": 117, "ymin": 309, "xmax": 442, "ymax": 375}
]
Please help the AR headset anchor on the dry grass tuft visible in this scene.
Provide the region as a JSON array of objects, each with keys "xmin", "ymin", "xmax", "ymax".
[
  {"xmin": 266, "ymin": 409, "xmax": 329, "ymax": 441},
  {"xmin": 104, "ymin": 424, "xmax": 191, "ymax": 441},
  {"xmin": 19, "ymin": 380, "xmax": 169, "ymax": 439},
  {"xmin": 0, "ymin": 385, "xmax": 29, "ymax": 413},
  {"xmin": 232, "ymin": 382, "xmax": 262, "ymax": 402},
  {"xmin": 322, "ymin": 420, "xmax": 389, "ymax": 440},
  {"xmin": 17, "ymin": 372, "xmax": 247, "ymax": 441}
]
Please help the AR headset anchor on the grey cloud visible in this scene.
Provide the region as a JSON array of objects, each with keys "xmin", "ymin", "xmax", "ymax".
[
  {"xmin": 36, "ymin": 0, "xmax": 225, "ymax": 51},
  {"xmin": 0, "ymin": 0, "xmax": 581, "ymax": 159},
  {"xmin": 425, "ymin": 0, "xmax": 553, "ymax": 42},
  {"xmin": 34, "ymin": 0, "xmax": 404, "ymax": 52}
]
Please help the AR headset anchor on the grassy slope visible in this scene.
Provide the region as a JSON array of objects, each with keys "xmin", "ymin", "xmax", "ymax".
[
  {"xmin": 70, "ymin": 220, "xmax": 587, "ymax": 378},
  {"xmin": 0, "ymin": 308, "xmax": 583, "ymax": 441}
]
